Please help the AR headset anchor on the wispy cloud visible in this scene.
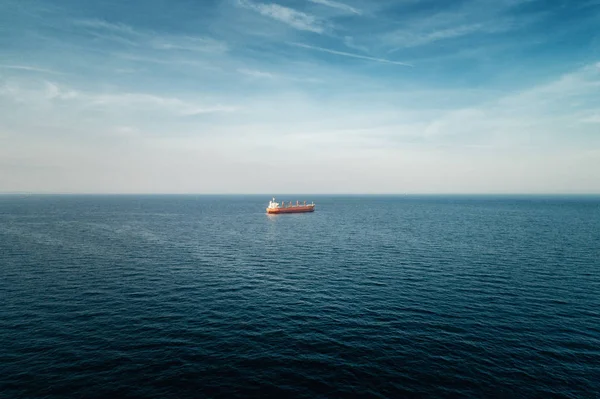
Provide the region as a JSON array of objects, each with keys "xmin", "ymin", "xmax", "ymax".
[
  {"xmin": 87, "ymin": 92, "xmax": 237, "ymax": 116},
  {"xmin": 75, "ymin": 19, "xmax": 141, "ymax": 36},
  {"xmin": 149, "ymin": 36, "xmax": 227, "ymax": 53},
  {"xmin": 1, "ymin": 80, "xmax": 237, "ymax": 117},
  {"xmin": 579, "ymin": 0, "xmax": 600, "ymax": 8},
  {"xmin": 292, "ymin": 43, "xmax": 412, "ymax": 66},
  {"xmin": 180, "ymin": 105, "xmax": 238, "ymax": 116},
  {"xmin": 238, "ymin": 68, "xmax": 321, "ymax": 83},
  {"xmin": 308, "ymin": 0, "xmax": 361, "ymax": 15},
  {"xmin": 342, "ymin": 36, "xmax": 369, "ymax": 53},
  {"xmin": 387, "ymin": 23, "xmax": 484, "ymax": 50},
  {"xmin": 499, "ymin": 62, "xmax": 600, "ymax": 105},
  {"xmin": 413, "ymin": 62, "xmax": 600, "ymax": 149},
  {"xmin": 73, "ymin": 19, "xmax": 227, "ymax": 52},
  {"xmin": 73, "ymin": 19, "xmax": 142, "ymax": 46},
  {"xmin": 44, "ymin": 82, "xmax": 78, "ymax": 100},
  {"xmin": 0, "ymin": 65, "xmax": 60, "ymax": 74},
  {"xmin": 581, "ymin": 114, "xmax": 600, "ymax": 123},
  {"xmin": 383, "ymin": 2, "xmax": 545, "ymax": 52},
  {"xmin": 238, "ymin": 68, "xmax": 277, "ymax": 79},
  {"xmin": 3, "ymin": 0, "xmax": 599, "ymax": 193},
  {"xmin": 112, "ymin": 53, "xmax": 221, "ymax": 72},
  {"xmin": 237, "ymin": 0, "xmax": 326, "ymax": 33}
]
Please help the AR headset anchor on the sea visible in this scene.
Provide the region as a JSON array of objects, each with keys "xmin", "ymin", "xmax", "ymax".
[{"xmin": 1, "ymin": 195, "xmax": 599, "ymax": 398}]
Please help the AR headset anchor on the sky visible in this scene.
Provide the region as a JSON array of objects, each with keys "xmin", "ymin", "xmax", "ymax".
[{"xmin": 0, "ymin": 0, "xmax": 599, "ymax": 194}]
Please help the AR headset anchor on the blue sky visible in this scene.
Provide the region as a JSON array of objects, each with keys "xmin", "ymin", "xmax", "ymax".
[{"xmin": 1, "ymin": 0, "xmax": 599, "ymax": 194}]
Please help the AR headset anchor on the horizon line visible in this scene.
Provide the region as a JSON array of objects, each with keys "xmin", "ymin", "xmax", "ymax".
[{"xmin": 1, "ymin": 192, "xmax": 600, "ymax": 196}]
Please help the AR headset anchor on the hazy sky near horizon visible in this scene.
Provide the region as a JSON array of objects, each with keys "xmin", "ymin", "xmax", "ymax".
[{"xmin": 1, "ymin": 0, "xmax": 599, "ymax": 194}]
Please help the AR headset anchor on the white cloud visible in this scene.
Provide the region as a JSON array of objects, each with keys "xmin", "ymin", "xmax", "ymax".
[
  {"xmin": 0, "ymin": 80, "xmax": 237, "ymax": 118},
  {"xmin": 44, "ymin": 82, "xmax": 78, "ymax": 100},
  {"xmin": 3, "ymin": 0, "xmax": 598, "ymax": 194},
  {"xmin": 73, "ymin": 19, "xmax": 227, "ymax": 52},
  {"xmin": 237, "ymin": 68, "xmax": 322, "ymax": 83},
  {"xmin": 343, "ymin": 36, "xmax": 369, "ymax": 53},
  {"xmin": 0, "ymin": 65, "xmax": 60, "ymax": 74},
  {"xmin": 383, "ymin": 2, "xmax": 543, "ymax": 51},
  {"xmin": 292, "ymin": 43, "xmax": 412, "ymax": 66},
  {"xmin": 308, "ymin": 0, "xmax": 361, "ymax": 15},
  {"xmin": 238, "ymin": 68, "xmax": 277, "ymax": 79},
  {"xmin": 180, "ymin": 105, "xmax": 238, "ymax": 116},
  {"xmin": 406, "ymin": 62, "xmax": 600, "ymax": 150},
  {"xmin": 581, "ymin": 114, "xmax": 600, "ymax": 123},
  {"xmin": 86, "ymin": 92, "xmax": 237, "ymax": 116},
  {"xmin": 149, "ymin": 36, "xmax": 228, "ymax": 53},
  {"xmin": 386, "ymin": 22, "xmax": 502, "ymax": 51},
  {"xmin": 498, "ymin": 62, "xmax": 600, "ymax": 106},
  {"xmin": 237, "ymin": 0, "xmax": 326, "ymax": 33},
  {"xmin": 225, "ymin": 62, "xmax": 598, "ymax": 152},
  {"xmin": 75, "ymin": 19, "xmax": 141, "ymax": 36}
]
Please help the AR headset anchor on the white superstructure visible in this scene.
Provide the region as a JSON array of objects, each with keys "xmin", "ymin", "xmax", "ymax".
[{"xmin": 267, "ymin": 198, "xmax": 280, "ymax": 209}]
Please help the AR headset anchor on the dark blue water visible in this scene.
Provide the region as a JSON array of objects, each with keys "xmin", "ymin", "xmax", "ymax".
[{"xmin": 1, "ymin": 195, "xmax": 599, "ymax": 398}]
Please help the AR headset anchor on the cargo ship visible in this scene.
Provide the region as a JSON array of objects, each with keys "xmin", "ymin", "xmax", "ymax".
[{"xmin": 266, "ymin": 198, "xmax": 315, "ymax": 214}]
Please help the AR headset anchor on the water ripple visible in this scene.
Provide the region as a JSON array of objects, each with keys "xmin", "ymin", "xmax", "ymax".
[{"xmin": 1, "ymin": 195, "xmax": 599, "ymax": 398}]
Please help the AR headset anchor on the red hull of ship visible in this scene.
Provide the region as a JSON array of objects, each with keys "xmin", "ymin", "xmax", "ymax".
[{"xmin": 266, "ymin": 205, "xmax": 315, "ymax": 214}]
